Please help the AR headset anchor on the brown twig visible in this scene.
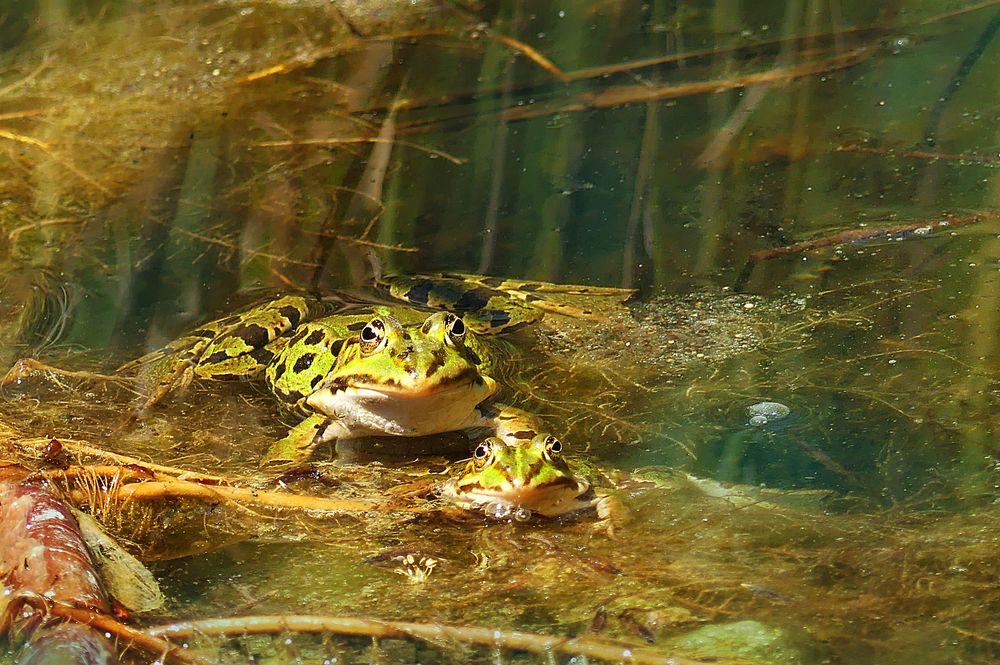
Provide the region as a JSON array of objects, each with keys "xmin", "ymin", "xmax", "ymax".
[
  {"xmin": 0, "ymin": 108, "xmax": 50, "ymax": 121},
  {"xmin": 486, "ymin": 32, "xmax": 569, "ymax": 82},
  {"xmin": 372, "ymin": 25, "xmax": 889, "ymax": 119},
  {"xmin": 399, "ymin": 46, "xmax": 874, "ymax": 134},
  {"xmin": 167, "ymin": 226, "xmax": 322, "ymax": 268},
  {"xmin": 6, "ymin": 217, "xmax": 83, "ymax": 244},
  {"xmin": 1, "ymin": 358, "xmax": 131, "ymax": 388},
  {"xmin": 250, "ymin": 136, "xmax": 465, "ymax": 164},
  {"xmin": 65, "ymin": 476, "xmax": 389, "ymax": 514},
  {"xmin": 0, "ymin": 61, "xmax": 51, "ymax": 96},
  {"xmin": 920, "ymin": 0, "xmax": 1000, "ymax": 24},
  {"xmin": 733, "ymin": 211, "xmax": 996, "ymax": 291},
  {"xmin": 146, "ymin": 614, "xmax": 739, "ymax": 665},
  {"xmin": 836, "ymin": 144, "xmax": 1000, "ymax": 164},
  {"xmin": 12, "ymin": 437, "xmax": 227, "ymax": 483},
  {"xmin": 47, "ymin": 604, "xmax": 212, "ymax": 665},
  {"xmin": 0, "ymin": 128, "xmax": 112, "ymax": 194},
  {"xmin": 302, "ymin": 230, "xmax": 419, "ymax": 253}
]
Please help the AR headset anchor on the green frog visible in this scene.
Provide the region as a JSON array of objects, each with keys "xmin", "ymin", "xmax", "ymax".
[
  {"xmin": 119, "ymin": 275, "xmax": 633, "ymax": 471},
  {"xmin": 441, "ymin": 433, "xmax": 599, "ymax": 519},
  {"xmin": 122, "ymin": 298, "xmax": 539, "ymax": 471}
]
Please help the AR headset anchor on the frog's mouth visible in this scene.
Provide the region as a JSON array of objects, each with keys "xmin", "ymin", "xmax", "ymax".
[
  {"xmin": 323, "ymin": 368, "xmax": 495, "ymax": 400},
  {"xmin": 306, "ymin": 372, "xmax": 498, "ymax": 437},
  {"xmin": 445, "ymin": 477, "xmax": 593, "ymax": 518}
]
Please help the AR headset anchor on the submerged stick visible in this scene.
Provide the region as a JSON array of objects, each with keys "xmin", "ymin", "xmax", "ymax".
[
  {"xmin": 68, "ymin": 478, "xmax": 382, "ymax": 513},
  {"xmin": 485, "ymin": 32, "xmax": 570, "ymax": 82},
  {"xmin": 399, "ymin": 46, "xmax": 874, "ymax": 134},
  {"xmin": 921, "ymin": 5, "xmax": 1000, "ymax": 146},
  {"xmin": 835, "ymin": 144, "xmax": 1000, "ymax": 164},
  {"xmin": 46, "ymin": 604, "xmax": 211, "ymax": 665},
  {"xmin": 1, "ymin": 357, "xmax": 131, "ymax": 388},
  {"xmin": 13, "ymin": 437, "xmax": 227, "ymax": 483},
  {"xmin": 51, "ymin": 464, "xmax": 398, "ymax": 514},
  {"xmin": 732, "ymin": 211, "xmax": 996, "ymax": 291},
  {"xmin": 146, "ymin": 614, "xmax": 738, "ymax": 665}
]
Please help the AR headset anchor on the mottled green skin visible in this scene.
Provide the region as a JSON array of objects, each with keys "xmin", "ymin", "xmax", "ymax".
[
  {"xmin": 263, "ymin": 308, "xmax": 494, "ymax": 415},
  {"xmin": 189, "ymin": 295, "xmax": 312, "ymax": 381},
  {"xmin": 122, "ymin": 271, "xmax": 634, "ymax": 471},
  {"xmin": 171, "ymin": 300, "xmax": 495, "ymax": 411},
  {"xmin": 125, "ymin": 294, "xmax": 515, "ymax": 470},
  {"xmin": 442, "ymin": 434, "xmax": 595, "ymax": 518}
]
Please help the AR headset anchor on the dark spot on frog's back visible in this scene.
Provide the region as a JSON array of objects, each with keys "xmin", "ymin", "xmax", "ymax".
[
  {"xmin": 347, "ymin": 321, "xmax": 367, "ymax": 332},
  {"xmin": 482, "ymin": 309, "xmax": 511, "ymax": 329},
  {"xmin": 204, "ymin": 350, "xmax": 231, "ymax": 365},
  {"xmin": 278, "ymin": 306, "xmax": 303, "ymax": 327},
  {"xmin": 480, "ymin": 277, "xmax": 504, "ymax": 288},
  {"xmin": 453, "ymin": 288, "xmax": 492, "ymax": 313},
  {"xmin": 231, "ymin": 323, "xmax": 271, "ymax": 348},
  {"xmin": 293, "ymin": 353, "xmax": 316, "ymax": 374},
  {"xmin": 511, "ymin": 430, "xmax": 535, "ymax": 440},
  {"xmin": 286, "ymin": 328, "xmax": 309, "ymax": 346},
  {"xmin": 272, "ymin": 362, "xmax": 286, "ymax": 381},
  {"xmin": 403, "ymin": 281, "xmax": 434, "ymax": 306},
  {"xmin": 249, "ymin": 347, "xmax": 275, "ymax": 365},
  {"xmin": 304, "ymin": 329, "xmax": 326, "ymax": 346},
  {"xmin": 329, "ymin": 339, "xmax": 345, "ymax": 357}
]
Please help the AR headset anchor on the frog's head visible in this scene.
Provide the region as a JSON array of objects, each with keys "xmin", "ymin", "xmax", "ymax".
[
  {"xmin": 306, "ymin": 313, "xmax": 497, "ymax": 435},
  {"xmin": 442, "ymin": 434, "xmax": 593, "ymax": 518}
]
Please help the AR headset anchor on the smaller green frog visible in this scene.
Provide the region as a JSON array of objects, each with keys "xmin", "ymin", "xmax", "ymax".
[{"xmin": 441, "ymin": 433, "xmax": 602, "ymax": 520}]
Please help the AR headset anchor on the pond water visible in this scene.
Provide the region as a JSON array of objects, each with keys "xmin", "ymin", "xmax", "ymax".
[{"xmin": 0, "ymin": 1, "xmax": 997, "ymax": 663}]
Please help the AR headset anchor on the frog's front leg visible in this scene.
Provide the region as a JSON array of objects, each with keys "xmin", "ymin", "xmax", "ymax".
[
  {"xmin": 591, "ymin": 492, "xmax": 630, "ymax": 539},
  {"xmin": 259, "ymin": 413, "xmax": 352, "ymax": 472}
]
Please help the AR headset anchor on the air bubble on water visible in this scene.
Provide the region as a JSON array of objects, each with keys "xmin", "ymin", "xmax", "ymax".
[{"xmin": 747, "ymin": 401, "xmax": 791, "ymax": 426}]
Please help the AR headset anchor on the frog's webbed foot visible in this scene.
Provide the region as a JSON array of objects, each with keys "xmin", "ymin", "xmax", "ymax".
[{"xmin": 259, "ymin": 413, "xmax": 350, "ymax": 473}]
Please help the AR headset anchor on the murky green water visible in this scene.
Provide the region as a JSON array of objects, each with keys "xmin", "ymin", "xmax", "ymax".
[{"xmin": 0, "ymin": 0, "xmax": 997, "ymax": 663}]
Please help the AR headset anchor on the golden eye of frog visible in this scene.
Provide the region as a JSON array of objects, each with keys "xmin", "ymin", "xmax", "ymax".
[{"xmin": 441, "ymin": 434, "xmax": 595, "ymax": 519}]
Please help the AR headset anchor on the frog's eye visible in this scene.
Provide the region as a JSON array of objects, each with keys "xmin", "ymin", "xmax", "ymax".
[
  {"xmin": 473, "ymin": 440, "xmax": 494, "ymax": 467},
  {"xmin": 543, "ymin": 435, "xmax": 562, "ymax": 457},
  {"xmin": 447, "ymin": 315, "xmax": 466, "ymax": 342},
  {"xmin": 359, "ymin": 318, "xmax": 386, "ymax": 353}
]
